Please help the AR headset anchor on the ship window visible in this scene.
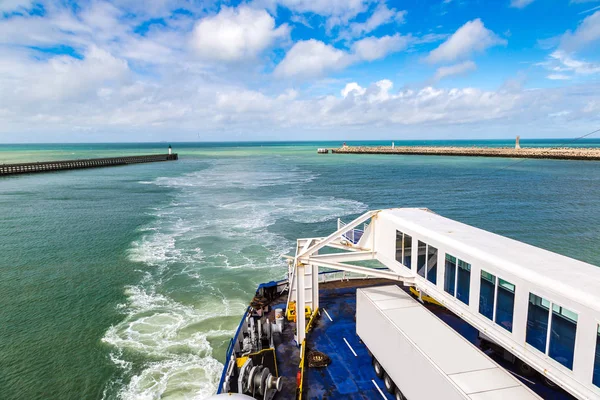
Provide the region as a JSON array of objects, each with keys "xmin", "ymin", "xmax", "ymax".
[
  {"xmin": 444, "ymin": 254, "xmax": 456, "ymax": 296},
  {"xmin": 403, "ymin": 234, "xmax": 412, "ymax": 269},
  {"xmin": 427, "ymin": 245, "xmax": 438, "ymax": 284},
  {"xmin": 495, "ymin": 279, "xmax": 515, "ymax": 332},
  {"xmin": 526, "ymin": 294, "xmax": 578, "ymax": 369},
  {"xmin": 526, "ymin": 293, "xmax": 550, "ymax": 353},
  {"xmin": 593, "ymin": 325, "xmax": 600, "ymax": 388},
  {"xmin": 456, "ymin": 259, "xmax": 471, "ymax": 305},
  {"xmin": 395, "ymin": 231, "xmax": 404, "ymax": 265},
  {"xmin": 395, "ymin": 231, "xmax": 412, "ymax": 269},
  {"xmin": 395, "ymin": 231, "xmax": 402, "ymax": 263},
  {"xmin": 479, "ymin": 270, "xmax": 496, "ymax": 320},
  {"xmin": 417, "ymin": 241, "xmax": 427, "ymax": 278},
  {"xmin": 549, "ymin": 304, "xmax": 578, "ymax": 370}
]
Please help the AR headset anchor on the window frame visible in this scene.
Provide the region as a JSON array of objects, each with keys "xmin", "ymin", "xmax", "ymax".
[
  {"xmin": 525, "ymin": 291, "xmax": 579, "ymax": 370},
  {"xmin": 445, "ymin": 253, "xmax": 471, "ymax": 305},
  {"xmin": 593, "ymin": 323, "xmax": 600, "ymax": 388},
  {"xmin": 479, "ymin": 269, "xmax": 497, "ymax": 321},
  {"xmin": 395, "ymin": 230, "xmax": 412, "ymax": 270},
  {"xmin": 426, "ymin": 244, "xmax": 438, "ymax": 284}
]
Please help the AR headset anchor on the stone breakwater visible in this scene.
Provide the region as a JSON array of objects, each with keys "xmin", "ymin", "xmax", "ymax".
[{"xmin": 331, "ymin": 146, "xmax": 600, "ymax": 161}]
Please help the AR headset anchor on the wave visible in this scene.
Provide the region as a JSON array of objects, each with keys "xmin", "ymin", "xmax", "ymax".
[
  {"xmin": 118, "ymin": 356, "xmax": 222, "ymax": 400},
  {"xmin": 103, "ymin": 157, "xmax": 368, "ymax": 399}
]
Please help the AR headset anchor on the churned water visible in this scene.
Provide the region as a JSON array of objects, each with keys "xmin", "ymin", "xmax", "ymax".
[{"xmin": 2, "ymin": 141, "xmax": 600, "ymax": 399}]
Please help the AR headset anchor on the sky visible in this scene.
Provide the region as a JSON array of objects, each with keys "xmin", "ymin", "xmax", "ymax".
[{"xmin": 0, "ymin": 0, "xmax": 599, "ymax": 142}]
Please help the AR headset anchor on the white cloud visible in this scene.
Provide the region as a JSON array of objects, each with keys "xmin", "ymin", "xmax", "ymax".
[
  {"xmin": 547, "ymin": 74, "xmax": 572, "ymax": 80},
  {"xmin": 274, "ymin": 34, "xmax": 410, "ymax": 79},
  {"xmin": 549, "ymin": 50, "xmax": 600, "ymax": 74},
  {"xmin": 434, "ymin": 61, "xmax": 476, "ymax": 80},
  {"xmin": 0, "ymin": 46, "xmax": 129, "ymax": 103},
  {"xmin": 348, "ymin": 4, "xmax": 406, "ymax": 37},
  {"xmin": 427, "ymin": 19, "xmax": 506, "ymax": 63},
  {"xmin": 191, "ymin": 6, "xmax": 289, "ymax": 62},
  {"xmin": 510, "ymin": 0, "xmax": 536, "ymax": 8},
  {"xmin": 0, "ymin": 0, "xmax": 599, "ymax": 141},
  {"xmin": 274, "ymin": 39, "xmax": 351, "ymax": 78},
  {"xmin": 560, "ymin": 10, "xmax": 600, "ymax": 51},
  {"xmin": 352, "ymin": 34, "xmax": 410, "ymax": 61},
  {"xmin": 341, "ymin": 82, "xmax": 366, "ymax": 97},
  {"xmin": 0, "ymin": 0, "xmax": 33, "ymax": 12},
  {"xmin": 290, "ymin": 14, "xmax": 313, "ymax": 28},
  {"xmin": 275, "ymin": 0, "xmax": 375, "ymax": 29}
]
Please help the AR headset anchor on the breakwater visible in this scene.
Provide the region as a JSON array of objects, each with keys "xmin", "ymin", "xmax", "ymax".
[
  {"xmin": 331, "ymin": 146, "xmax": 600, "ymax": 161},
  {"xmin": 0, "ymin": 153, "xmax": 178, "ymax": 176}
]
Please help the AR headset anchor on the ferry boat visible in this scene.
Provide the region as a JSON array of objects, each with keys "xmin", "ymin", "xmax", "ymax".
[{"xmin": 208, "ymin": 208, "xmax": 600, "ymax": 400}]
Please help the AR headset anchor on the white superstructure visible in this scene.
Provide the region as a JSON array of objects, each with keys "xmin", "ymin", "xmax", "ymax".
[{"xmin": 291, "ymin": 208, "xmax": 600, "ymax": 399}]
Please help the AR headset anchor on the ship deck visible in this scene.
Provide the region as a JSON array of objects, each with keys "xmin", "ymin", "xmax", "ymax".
[
  {"xmin": 300, "ymin": 280, "xmax": 574, "ymax": 400},
  {"xmin": 304, "ymin": 281, "xmax": 394, "ymax": 399}
]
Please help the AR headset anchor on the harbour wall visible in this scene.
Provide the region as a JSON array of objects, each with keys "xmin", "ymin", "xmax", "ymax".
[
  {"xmin": 0, "ymin": 153, "xmax": 178, "ymax": 176},
  {"xmin": 331, "ymin": 146, "xmax": 600, "ymax": 161}
]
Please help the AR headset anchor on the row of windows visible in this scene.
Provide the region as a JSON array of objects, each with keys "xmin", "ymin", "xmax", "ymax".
[{"xmin": 394, "ymin": 230, "xmax": 600, "ymax": 385}]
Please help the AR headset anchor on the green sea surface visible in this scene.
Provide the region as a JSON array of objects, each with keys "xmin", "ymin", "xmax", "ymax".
[{"xmin": 1, "ymin": 141, "xmax": 600, "ymax": 399}]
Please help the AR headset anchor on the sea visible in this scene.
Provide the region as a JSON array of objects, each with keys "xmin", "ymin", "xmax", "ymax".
[{"xmin": 2, "ymin": 140, "xmax": 600, "ymax": 400}]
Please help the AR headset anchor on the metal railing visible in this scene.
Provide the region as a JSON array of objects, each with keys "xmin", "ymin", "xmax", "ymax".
[{"xmin": 337, "ymin": 218, "xmax": 367, "ymax": 244}]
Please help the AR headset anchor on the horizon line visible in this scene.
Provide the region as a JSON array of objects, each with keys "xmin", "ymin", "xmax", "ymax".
[{"xmin": 1, "ymin": 137, "xmax": 599, "ymax": 145}]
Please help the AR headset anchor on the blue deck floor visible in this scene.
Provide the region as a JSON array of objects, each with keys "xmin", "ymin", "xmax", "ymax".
[
  {"xmin": 302, "ymin": 283, "xmax": 574, "ymax": 400},
  {"xmin": 304, "ymin": 286, "xmax": 393, "ymax": 400}
]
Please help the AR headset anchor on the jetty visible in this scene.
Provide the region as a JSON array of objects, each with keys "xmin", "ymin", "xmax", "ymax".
[
  {"xmin": 0, "ymin": 152, "xmax": 178, "ymax": 176},
  {"xmin": 331, "ymin": 145, "xmax": 600, "ymax": 161}
]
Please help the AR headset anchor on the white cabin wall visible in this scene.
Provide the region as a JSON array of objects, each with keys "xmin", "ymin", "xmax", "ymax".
[
  {"xmin": 373, "ymin": 211, "xmax": 600, "ymax": 398},
  {"xmin": 573, "ymin": 315, "xmax": 598, "ymax": 389}
]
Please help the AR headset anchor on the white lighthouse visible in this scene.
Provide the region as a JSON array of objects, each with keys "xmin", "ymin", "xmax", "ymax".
[{"xmin": 168, "ymin": 145, "xmax": 172, "ymax": 155}]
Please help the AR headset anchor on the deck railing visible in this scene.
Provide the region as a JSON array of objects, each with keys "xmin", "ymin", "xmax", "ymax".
[{"xmin": 337, "ymin": 218, "xmax": 367, "ymax": 244}]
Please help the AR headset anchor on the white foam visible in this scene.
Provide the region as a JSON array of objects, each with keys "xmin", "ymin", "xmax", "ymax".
[
  {"xmin": 105, "ymin": 157, "xmax": 369, "ymax": 399},
  {"xmin": 151, "ymin": 160, "xmax": 317, "ymax": 190},
  {"xmin": 118, "ymin": 356, "xmax": 222, "ymax": 400}
]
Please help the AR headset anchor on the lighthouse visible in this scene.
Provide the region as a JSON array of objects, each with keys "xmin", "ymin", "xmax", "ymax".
[{"xmin": 168, "ymin": 145, "xmax": 172, "ymax": 155}]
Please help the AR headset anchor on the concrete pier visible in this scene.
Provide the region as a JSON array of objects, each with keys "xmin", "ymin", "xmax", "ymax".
[
  {"xmin": 0, "ymin": 153, "xmax": 178, "ymax": 176},
  {"xmin": 331, "ymin": 146, "xmax": 600, "ymax": 161}
]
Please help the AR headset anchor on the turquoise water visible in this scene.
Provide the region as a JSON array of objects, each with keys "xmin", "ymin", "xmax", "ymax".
[{"xmin": 2, "ymin": 141, "xmax": 600, "ymax": 399}]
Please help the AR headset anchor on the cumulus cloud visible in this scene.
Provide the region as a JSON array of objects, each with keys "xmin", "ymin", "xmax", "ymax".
[
  {"xmin": 274, "ymin": 39, "xmax": 351, "ymax": 78},
  {"xmin": 341, "ymin": 82, "xmax": 367, "ymax": 97},
  {"xmin": 1, "ymin": 46, "xmax": 129, "ymax": 103},
  {"xmin": 0, "ymin": 0, "xmax": 599, "ymax": 141},
  {"xmin": 191, "ymin": 6, "xmax": 289, "ymax": 62},
  {"xmin": 434, "ymin": 61, "xmax": 476, "ymax": 80},
  {"xmin": 510, "ymin": 0, "xmax": 536, "ymax": 8},
  {"xmin": 274, "ymin": 34, "xmax": 410, "ymax": 78},
  {"xmin": 427, "ymin": 19, "xmax": 506, "ymax": 63},
  {"xmin": 560, "ymin": 10, "xmax": 600, "ymax": 51},
  {"xmin": 352, "ymin": 34, "xmax": 411, "ymax": 61},
  {"xmin": 206, "ymin": 79, "xmax": 599, "ymax": 135}
]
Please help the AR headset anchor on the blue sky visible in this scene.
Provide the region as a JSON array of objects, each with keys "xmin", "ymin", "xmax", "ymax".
[{"xmin": 0, "ymin": 0, "xmax": 599, "ymax": 142}]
